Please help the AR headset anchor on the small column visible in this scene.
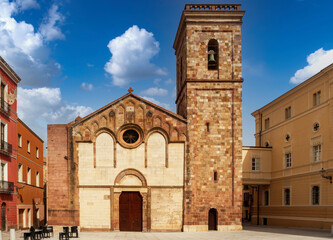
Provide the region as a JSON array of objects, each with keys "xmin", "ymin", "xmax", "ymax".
[
  {"xmin": 113, "ymin": 192, "xmax": 120, "ymax": 231},
  {"xmin": 9, "ymin": 229, "xmax": 15, "ymax": 240}
]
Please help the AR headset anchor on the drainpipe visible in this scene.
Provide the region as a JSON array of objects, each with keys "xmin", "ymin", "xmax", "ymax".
[
  {"xmin": 259, "ymin": 113, "xmax": 262, "ymax": 147},
  {"xmin": 257, "ymin": 185, "xmax": 260, "ymax": 225}
]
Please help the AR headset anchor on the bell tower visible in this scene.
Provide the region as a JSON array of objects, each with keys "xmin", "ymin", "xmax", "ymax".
[{"xmin": 173, "ymin": 4, "xmax": 245, "ymax": 231}]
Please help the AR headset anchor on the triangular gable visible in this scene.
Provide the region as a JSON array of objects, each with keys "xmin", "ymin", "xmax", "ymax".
[{"xmin": 72, "ymin": 93, "xmax": 186, "ymax": 127}]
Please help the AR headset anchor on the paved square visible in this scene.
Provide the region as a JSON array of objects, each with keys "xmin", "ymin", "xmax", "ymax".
[{"xmin": 5, "ymin": 226, "xmax": 331, "ymax": 240}]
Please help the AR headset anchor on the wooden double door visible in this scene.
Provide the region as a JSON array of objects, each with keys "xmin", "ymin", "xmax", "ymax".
[{"xmin": 119, "ymin": 192, "xmax": 142, "ymax": 231}]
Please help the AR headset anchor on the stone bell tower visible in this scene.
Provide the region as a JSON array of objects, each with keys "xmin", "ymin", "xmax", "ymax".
[{"xmin": 173, "ymin": 4, "xmax": 245, "ymax": 231}]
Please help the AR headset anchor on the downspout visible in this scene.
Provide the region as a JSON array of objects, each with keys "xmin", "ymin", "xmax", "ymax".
[
  {"xmin": 257, "ymin": 185, "xmax": 260, "ymax": 225},
  {"xmin": 259, "ymin": 113, "xmax": 262, "ymax": 147}
]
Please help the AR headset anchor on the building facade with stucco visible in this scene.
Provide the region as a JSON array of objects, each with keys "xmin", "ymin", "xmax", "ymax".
[
  {"xmin": 242, "ymin": 63, "xmax": 333, "ymax": 229},
  {"xmin": 47, "ymin": 4, "xmax": 245, "ymax": 232}
]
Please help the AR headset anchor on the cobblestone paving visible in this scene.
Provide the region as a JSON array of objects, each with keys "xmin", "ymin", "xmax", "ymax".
[{"xmin": 2, "ymin": 225, "xmax": 331, "ymax": 240}]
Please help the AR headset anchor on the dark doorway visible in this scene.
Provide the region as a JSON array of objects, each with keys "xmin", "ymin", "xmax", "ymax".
[
  {"xmin": 119, "ymin": 192, "xmax": 142, "ymax": 231},
  {"xmin": 208, "ymin": 208, "xmax": 217, "ymax": 230},
  {"xmin": 1, "ymin": 203, "xmax": 6, "ymax": 231},
  {"xmin": 19, "ymin": 209, "xmax": 24, "ymax": 229}
]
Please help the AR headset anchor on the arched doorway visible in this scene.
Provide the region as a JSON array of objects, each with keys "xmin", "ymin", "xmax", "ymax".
[
  {"xmin": 208, "ymin": 208, "xmax": 217, "ymax": 230},
  {"xmin": 119, "ymin": 192, "xmax": 142, "ymax": 231},
  {"xmin": 1, "ymin": 203, "xmax": 6, "ymax": 231}
]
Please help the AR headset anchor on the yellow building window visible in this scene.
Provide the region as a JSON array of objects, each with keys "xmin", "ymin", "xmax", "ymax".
[
  {"xmin": 285, "ymin": 153, "xmax": 291, "ymax": 168},
  {"xmin": 313, "ymin": 144, "xmax": 321, "ymax": 162},
  {"xmin": 285, "ymin": 106, "xmax": 291, "ymax": 120},
  {"xmin": 264, "ymin": 118, "xmax": 270, "ymax": 130},
  {"xmin": 251, "ymin": 158, "xmax": 260, "ymax": 171},
  {"xmin": 311, "ymin": 186, "xmax": 320, "ymax": 205},
  {"xmin": 284, "ymin": 188, "xmax": 290, "ymax": 205},
  {"xmin": 313, "ymin": 91, "xmax": 321, "ymax": 106}
]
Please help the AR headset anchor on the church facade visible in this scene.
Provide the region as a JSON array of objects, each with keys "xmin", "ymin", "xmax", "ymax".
[{"xmin": 47, "ymin": 4, "xmax": 245, "ymax": 232}]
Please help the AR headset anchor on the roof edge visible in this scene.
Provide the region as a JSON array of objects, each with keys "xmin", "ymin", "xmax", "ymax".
[
  {"xmin": 0, "ymin": 56, "xmax": 21, "ymax": 84},
  {"xmin": 251, "ymin": 63, "xmax": 333, "ymax": 116}
]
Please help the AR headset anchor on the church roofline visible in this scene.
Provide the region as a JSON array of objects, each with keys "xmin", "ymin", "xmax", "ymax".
[{"xmin": 71, "ymin": 93, "xmax": 187, "ymax": 127}]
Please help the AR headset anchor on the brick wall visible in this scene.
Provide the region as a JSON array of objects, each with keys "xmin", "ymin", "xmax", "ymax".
[{"xmin": 47, "ymin": 124, "xmax": 78, "ymax": 226}]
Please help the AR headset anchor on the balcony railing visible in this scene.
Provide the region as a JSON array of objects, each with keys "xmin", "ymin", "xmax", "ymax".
[
  {"xmin": 0, "ymin": 98, "xmax": 10, "ymax": 116},
  {"xmin": 0, "ymin": 140, "xmax": 12, "ymax": 155},
  {"xmin": 0, "ymin": 180, "xmax": 14, "ymax": 193}
]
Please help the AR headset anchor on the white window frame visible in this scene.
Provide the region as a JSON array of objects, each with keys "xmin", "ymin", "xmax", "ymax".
[
  {"xmin": 36, "ymin": 147, "xmax": 39, "ymax": 158},
  {"xmin": 0, "ymin": 120, "xmax": 8, "ymax": 142},
  {"xmin": 0, "ymin": 161, "xmax": 8, "ymax": 181},
  {"xmin": 251, "ymin": 158, "xmax": 260, "ymax": 171},
  {"xmin": 18, "ymin": 163, "xmax": 23, "ymax": 182},
  {"xmin": 313, "ymin": 144, "xmax": 321, "ymax": 162},
  {"xmin": 36, "ymin": 171, "xmax": 39, "ymax": 187},
  {"xmin": 0, "ymin": 78, "xmax": 8, "ymax": 103},
  {"xmin": 27, "ymin": 167, "xmax": 31, "ymax": 184},
  {"xmin": 27, "ymin": 140, "xmax": 30, "ymax": 153},
  {"xmin": 18, "ymin": 134, "xmax": 22, "ymax": 147}
]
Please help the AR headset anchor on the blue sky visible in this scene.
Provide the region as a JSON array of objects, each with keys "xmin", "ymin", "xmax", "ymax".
[{"xmin": 1, "ymin": 0, "xmax": 333, "ymax": 148}]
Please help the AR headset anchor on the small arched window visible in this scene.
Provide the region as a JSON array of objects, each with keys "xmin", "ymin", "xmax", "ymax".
[{"xmin": 208, "ymin": 39, "xmax": 218, "ymax": 70}]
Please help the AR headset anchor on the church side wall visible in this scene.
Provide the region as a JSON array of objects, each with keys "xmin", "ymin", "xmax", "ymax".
[{"xmin": 47, "ymin": 124, "xmax": 78, "ymax": 226}]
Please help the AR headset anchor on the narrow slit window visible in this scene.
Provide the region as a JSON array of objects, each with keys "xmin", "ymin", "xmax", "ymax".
[
  {"xmin": 213, "ymin": 171, "xmax": 217, "ymax": 182},
  {"xmin": 206, "ymin": 122, "xmax": 210, "ymax": 132}
]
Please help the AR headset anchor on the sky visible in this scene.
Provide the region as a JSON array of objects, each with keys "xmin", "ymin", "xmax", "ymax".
[{"xmin": 1, "ymin": 0, "xmax": 333, "ymax": 150}]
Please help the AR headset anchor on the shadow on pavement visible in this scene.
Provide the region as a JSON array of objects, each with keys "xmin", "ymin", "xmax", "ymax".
[{"xmin": 243, "ymin": 224, "xmax": 332, "ymax": 239}]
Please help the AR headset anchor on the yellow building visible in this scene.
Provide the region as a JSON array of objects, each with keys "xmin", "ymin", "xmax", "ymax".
[{"xmin": 242, "ymin": 63, "xmax": 333, "ymax": 229}]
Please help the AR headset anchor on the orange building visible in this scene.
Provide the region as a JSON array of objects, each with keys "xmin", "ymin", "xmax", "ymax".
[{"xmin": 17, "ymin": 119, "xmax": 44, "ymax": 229}]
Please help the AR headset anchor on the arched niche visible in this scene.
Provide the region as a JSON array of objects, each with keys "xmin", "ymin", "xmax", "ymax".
[
  {"xmin": 146, "ymin": 129, "xmax": 168, "ymax": 168},
  {"xmin": 114, "ymin": 168, "xmax": 147, "ymax": 187},
  {"xmin": 95, "ymin": 132, "xmax": 115, "ymax": 167}
]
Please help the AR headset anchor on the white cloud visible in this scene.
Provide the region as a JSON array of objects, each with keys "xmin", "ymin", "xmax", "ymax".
[
  {"xmin": 0, "ymin": 0, "xmax": 64, "ymax": 87},
  {"xmin": 104, "ymin": 25, "xmax": 167, "ymax": 87},
  {"xmin": 17, "ymin": 87, "xmax": 92, "ymax": 142},
  {"xmin": 80, "ymin": 82, "xmax": 93, "ymax": 91},
  {"xmin": 153, "ymin": 78, "xmax": 161, "ymax": 85},
  {"xmin": 87, "ymin": 63, "xmax": 94, "ymax": 67},
  {"xmin": 141, "ymin": 96, "xmax": 171, "ymax": 110},
  {"xmin": 290, "ymin": 48, "xmax": 333, "ymax": 84},
  {"xmin": 165, "ymin": 78, "xmax": 174, "ymax": 85},
  {"xmin": 39, "ymin": 4, "xmax": 65, "ymax": 41},
  {"xmin": 16, "ymin": 0, "xmax": 39, "ymax": 10},
  {"xmin": 141, "ymin": 87, "xmax": 168, "ymax": 97}
]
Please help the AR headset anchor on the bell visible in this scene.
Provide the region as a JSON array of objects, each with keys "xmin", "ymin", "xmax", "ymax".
[
  {"xmin": 208, "ymin": 53, "xmax": 216, "ymax": 63},
  {"xmin": 208, "ymin": 50, "xmax": 216, "ymax": 63}
]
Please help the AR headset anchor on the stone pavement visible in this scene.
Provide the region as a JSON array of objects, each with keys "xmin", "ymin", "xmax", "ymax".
[{"xmin": 1, "ymin": 225, "xmax": 332, "ymax": 240}]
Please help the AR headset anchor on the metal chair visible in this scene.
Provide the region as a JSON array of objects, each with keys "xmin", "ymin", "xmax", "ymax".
[
  {"xmin": 59, "ymin": 227, "xmax": 69, "ymax": 240},
  {"xmin": 69, "ymin": 226, "xmax": 79, "ymax": 238}
]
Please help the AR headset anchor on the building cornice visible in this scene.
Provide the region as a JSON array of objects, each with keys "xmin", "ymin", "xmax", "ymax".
[
  {"xmin": 252, "ymin": 63, "xmax": 333, "ymax": 117},
  {"xmin": 0, "ymin": 56, "xmax": 21, "ymax": 84}
]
